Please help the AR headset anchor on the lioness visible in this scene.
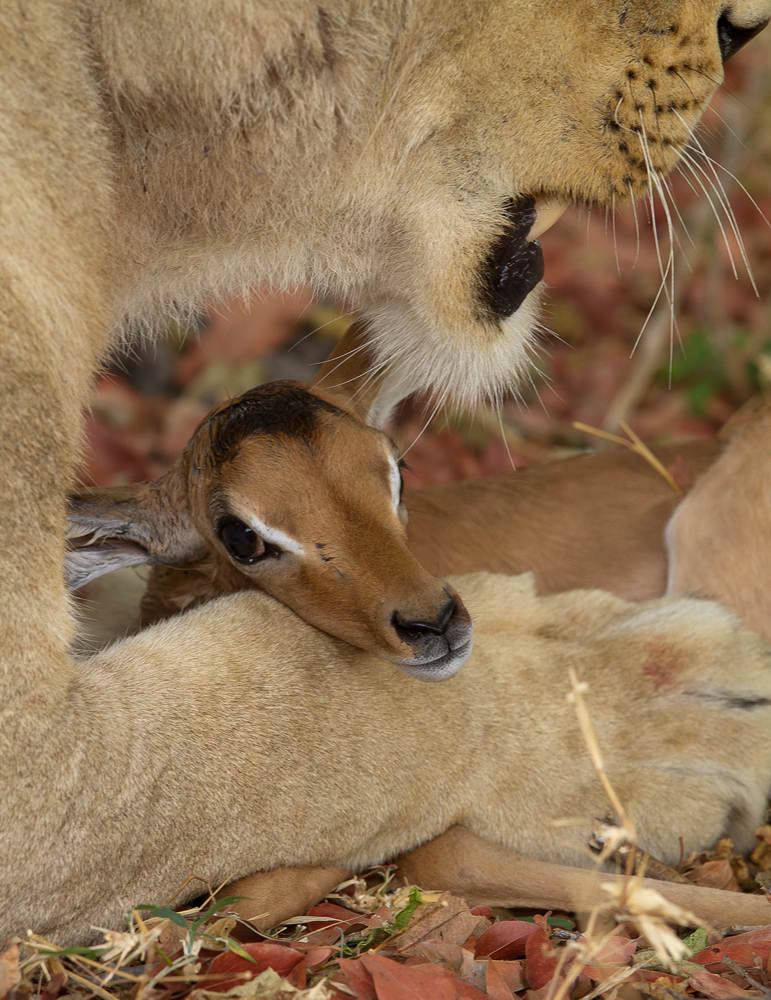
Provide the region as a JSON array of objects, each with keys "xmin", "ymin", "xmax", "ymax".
[{"xmin": 1, "ymin": 1, "xmax": 770, "ymax": 944}]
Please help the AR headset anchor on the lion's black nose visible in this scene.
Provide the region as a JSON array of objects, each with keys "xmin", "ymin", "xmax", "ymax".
[
  {"xmin": 717, "ymin": 11, "xmax": 769, "ymax": 62},
  {"xmin": 391, "ymin": 597, "xmax": 457, "ymax": 641}
]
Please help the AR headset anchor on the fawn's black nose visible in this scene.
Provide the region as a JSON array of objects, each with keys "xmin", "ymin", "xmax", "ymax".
[
  {"xmin": 391, "ymin": 597, "xmax": 457, "ymax": 641},
  {"xmin": 717, "ymin": 11, "xmax": 769, "ymax": 62}
]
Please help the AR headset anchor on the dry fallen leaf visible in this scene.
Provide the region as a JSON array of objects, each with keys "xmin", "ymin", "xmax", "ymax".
[
  {"xmin": 690, "ymin": 925, "xmax": 771, "ymax": 975},
  {"xmin": 0, "ymin": 943, "xmax": 20, "ymax": 999},
  {"xmin": 485, "ymin": 959, "xmax": 524, "ymax": 999},
  {"xmin": 359, "ymin": 951, "xmax": 487, "ymax": 999},
  {"xmin": 685, "ymin": 856, "xmax": 741, "ymax": 893},
  {"xmin": 686, "ymin": 966, "xmax": 752, "ymax": 999},
  {"xmin": 523, "ymin": 923, "xmax": 563, "ymax": 993},
  {"xmin": 751, "ymin": 827, "xmax": 771, "ymax": 873},
  {"xmin": 474, "ymin": 921, "xmax": 538, "ymax": 960},
  {"xmin": 204, "ymin": 941, "xmax": 306, "ymax": 992},
  {"xmin": 390, "ymin": 893, "xmax": 489, "ymax": 955}
]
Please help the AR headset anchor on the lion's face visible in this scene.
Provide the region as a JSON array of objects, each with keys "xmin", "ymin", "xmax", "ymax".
[
  {"xmin": 97, "ymin": 0, "xmax": 769, "ymax": 407},
  {"xmin": 351, "ymin": 0, "xmax": 770, "ymax": 406}
]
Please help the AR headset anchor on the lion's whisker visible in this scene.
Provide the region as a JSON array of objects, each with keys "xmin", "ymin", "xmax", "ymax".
[
  {"xmin": 683, "ymin": 137, "xmax": 761, "ymax": 293},
  {"xmin": 656, "ymin": 172, "xmax": 695, "ymax": 260},
  {"xmin": 629, "ymin": 120, "xmax": 677, "ymax": 363},
  {"xmin": 673, "ymin": 161, "xmax": 701, "ymax": 199},
  {"xmin": 610, "ymin": 193, "xmax": 623, "ymax": 277},
  {"xmin": 676, "ymin": 144, "xmax": 740, "ymax": 278},
  {"xmin": 672, "ymin": 67, "xmax": 699, "ymax": 103},
  {"xmin": 703, "ymin": 153, "xmax": 771, "ymax": 230},
  {"xmin": 496, "ymin": 406, "xmax": 518, "ymax": 472},
  {"xmin": 679, "ymin": 144, "xmax": 747, "ymax": 283},
  {"xmin": 637, "ymin": 115, "xmax": 676, "ymax": 332},
  {"xmin": 627, "ymin": 181, "xmax": 642, "ymax": 267},
  {"xmin": 679, "ymin": 128, "xmax": 741, "ymax": 223},
  {"xmin": 399, "ymin": 389, "xmax": 446, "ymax": 460},
  {"xmin": 687, "ymin": 64, "xmax": 760, "ymax": 117},
  {"xmin": 652, "ymin": 173, "xmax": 681, "ymax": 379},
  {"xmin": 685, "ymin": 129, "xmax": 746, "ymax": 238}
]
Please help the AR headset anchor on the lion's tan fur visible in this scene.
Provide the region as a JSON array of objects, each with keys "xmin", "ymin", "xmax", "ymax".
[
  {"xmin": 17, "ymin": 574, "xmax": 771, "ymax": 944},
  {"xmin": 2, "ymin": 0, "xmax": 771, "ymax": 945}
]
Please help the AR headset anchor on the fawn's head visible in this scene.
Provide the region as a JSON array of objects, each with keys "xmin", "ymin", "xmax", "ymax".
[{"xmin": 68, "ymin": 327, "xmax": 472, "ymax": 679}]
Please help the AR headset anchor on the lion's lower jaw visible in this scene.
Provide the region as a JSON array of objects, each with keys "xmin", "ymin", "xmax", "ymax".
[{"xmin": 361, "ymin": 288, "xmax": 543, "ymax": 419}]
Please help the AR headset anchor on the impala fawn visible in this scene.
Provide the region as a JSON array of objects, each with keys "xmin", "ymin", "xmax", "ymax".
[
  {"xmin": 68, "ymin": 352, "xmax": 474, "ymax": 680},
  {"xmin": 68, "ymin": 324, "xmax": 723, "ymax": 664}
]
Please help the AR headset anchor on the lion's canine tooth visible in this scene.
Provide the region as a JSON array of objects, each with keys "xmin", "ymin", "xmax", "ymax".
[{"xmin": 527, "ymin": 197, "xmax": 568, "ymax": 241}]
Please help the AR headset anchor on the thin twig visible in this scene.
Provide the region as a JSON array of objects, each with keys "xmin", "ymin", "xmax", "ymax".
[
  {"xmin": 573, "ymin": 420, "xmax": 683, "ymax": 494},
  {"xmin": 567, "ymin": 668, "xmax": 634, "ymax": 834}
]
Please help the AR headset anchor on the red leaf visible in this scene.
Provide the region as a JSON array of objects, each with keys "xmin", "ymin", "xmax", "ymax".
[
  {"xmin": 581, "ymin": 934, "xmax": 638, "ymax": 981},
  {"xmin": 589, "ymin": 935, "xmax": 638, "ymax": 965},
  {"xmin": 627, "ymin": 968, "xmax": 683, "ymax": 986},
  {"xmin": 359, "ymin": 953, "xmax": 487, "ymax": 1000},
  {"xmin": 205, "ymin": 941, "xmax": 304, "ymax": 991},
  {"xmin": 524, "ymin": 926, "xmax": 561, "ymax": 992},
  {"xmin": 475, "ymin": 921, "xmax": 537, "ymax": 959},
  {"xmin": 686, "ymin": 856, "xmax": 740, "ymax": 892},
  {"xmin": 691, "ymin": 926, "xmax": 771, "ymax": 974},
  {"xmin": 687, "ymin": 967, "xmax": 750, "ymax": 999},
  {"xmin": 485, "ymin": 960, "xmax": 520, "ymax": 1000},
  {"xmin": 470, "ymin": 906, "xmax": 493, "ymax": 919},
  {"xmin": 307, "ymin": 902, "xmax": 367, "ymax": 922},
  {"xmin": 339, "ymin": 958, "xmax": 377, "ymax": 1000},
  {"xmin": 361, "ymin": 954, "xmax": 455, "ymax": 1000},
  {"xmin": 40, "ymin": 972, "xmax": 66, "ymax": 1000},
  {"xmin": 491, "ymin": 961, "xmax": 524, "ymax": 994},
  {"xmin": 455, "ymin": 980, "xmax": 492, "ymax": 1000},
  {"xmin": 303, "ymin": 946, "xmax": 335, "ymax": 971},
  {"xmin": 305, "ymin": 902, "xmax": 383, "ymax": 933},
  {"xmin": 0, "ymin": 943, "xmax": 20, "ymax": 1000}
]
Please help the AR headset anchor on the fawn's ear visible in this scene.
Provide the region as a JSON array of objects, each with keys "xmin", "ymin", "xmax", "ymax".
[
  {"xmin": 66, "ymin": 480, "xmax": 206, "ymax": 590},
  {"xmin": 311, "ymin": 319, "xmax": 417, "ymax": 429}
]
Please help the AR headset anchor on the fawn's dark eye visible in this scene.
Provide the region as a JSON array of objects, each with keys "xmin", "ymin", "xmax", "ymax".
[
  {"xmin": 217, "ymin": 517, "xmax": 284, "ymax": 564},
  {"xmin": 217, "ymin": 517, "xmax": 265, "ymax": 563}
]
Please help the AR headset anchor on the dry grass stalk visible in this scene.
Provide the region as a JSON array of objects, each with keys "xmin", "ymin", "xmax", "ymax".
[
  {"xmin": 562, "ymin": 667, "xmax": 711, "ymax": 987},
  {"xmin": 566, "ymin": 667, "xmax": 635, "ymax": 843},
  {"xmin": 572, "ymin": 421, "xmax": 683, "ymax": 494}
]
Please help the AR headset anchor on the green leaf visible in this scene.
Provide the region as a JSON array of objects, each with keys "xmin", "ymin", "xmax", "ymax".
[
  {"xmin": 682, "ymin": 926, "xmax": 708, "ymax": 955},
  {"xmin": 546, "ymin": 917, "xmax": 575, "ymax": 931},
  {"xmin": 35, "ymin": 945, "xmax": 106, "ymax": 960},
  {"xmin": 341, "ymin": 927, "xmax": 388, "ymax": 957},
  {"xmin": 190, "ymin": 895, "xmax": 245, "ymax": 929},
  {"xmin": 152, "ymin": 945, "xmax": 175, "ymax": 968},
  {"xmin": 218, "ymin": 937, "xmax": 258, "ymax": 963},
  {"xmin": 514, "ymin": 915, "xmax": 574, "ymax": 930},
  {"xmin": 135, "ymin": 904, "xmax": 191, "ymax": 929},
  {"xmin": 393, "ymin": 887, "xmax": 423, "ymax": 930}
]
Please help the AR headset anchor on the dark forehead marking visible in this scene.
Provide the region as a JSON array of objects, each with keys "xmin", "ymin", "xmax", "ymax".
[{"xmin": 203, "ymin": 381, "xmax": 348, "ymax": 466}]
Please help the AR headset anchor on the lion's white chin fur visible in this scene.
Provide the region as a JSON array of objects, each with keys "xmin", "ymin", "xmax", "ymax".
[{"xmin": 359, "ymin": 287, "xmax": 543, "ymax": 418}]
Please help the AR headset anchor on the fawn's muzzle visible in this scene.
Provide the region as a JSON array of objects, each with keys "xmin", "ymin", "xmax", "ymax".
[{"xmin": 389, "ymin": 594, "xmax": 474, "ymax": 681}]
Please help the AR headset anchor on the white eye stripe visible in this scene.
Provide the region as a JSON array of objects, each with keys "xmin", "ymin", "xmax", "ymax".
[
  {"xmin": 249, "ymin": 516, "xmax": 305, "ymax": 556},
  {"xmin": 388, "ymin": 454, "xmax": 402, "ymax": 510}
]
